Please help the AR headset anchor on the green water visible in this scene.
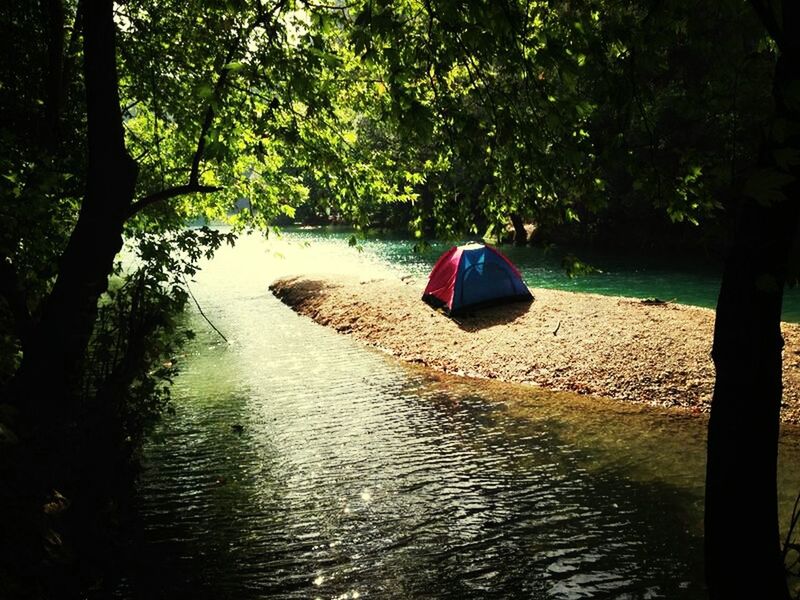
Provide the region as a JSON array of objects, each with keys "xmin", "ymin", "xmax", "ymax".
[
  {"xmin": 109, "ymin": 230, "xmax": 800, "ymax": 599},
  {"xmin": 281, "ymin": 227, "xmax": 800, "ymax": 322}
]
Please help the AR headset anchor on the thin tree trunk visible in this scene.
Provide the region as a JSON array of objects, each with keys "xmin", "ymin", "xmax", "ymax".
[{"xmin": 705, "ymin": 48, "xmax": 800, "ymax": 599}]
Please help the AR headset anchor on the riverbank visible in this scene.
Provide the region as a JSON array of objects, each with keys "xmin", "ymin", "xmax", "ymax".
[{"xmin": 270, "ymin": 275, "xmax": 800, "ymax": 424}]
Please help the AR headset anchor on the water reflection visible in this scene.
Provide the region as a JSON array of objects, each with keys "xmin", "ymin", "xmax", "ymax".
[{"xmin": 110, "ymin": 232, "xmax": 799, "ymax": 599}]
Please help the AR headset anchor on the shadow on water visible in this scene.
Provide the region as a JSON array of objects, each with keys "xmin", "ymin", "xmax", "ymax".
[{"xmin": 368, "ymin": 392, "xmax": 705, "ymax": 599}]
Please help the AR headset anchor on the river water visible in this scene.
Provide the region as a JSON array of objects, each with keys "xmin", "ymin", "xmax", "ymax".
[{"xmin": 112, "ymin": 230, "xmax": 800, "ymax": 599}]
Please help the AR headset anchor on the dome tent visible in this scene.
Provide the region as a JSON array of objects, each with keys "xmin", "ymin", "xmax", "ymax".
[{"xmin": 422, "ymin": 243, "xmax": 533, "ymax": 316}]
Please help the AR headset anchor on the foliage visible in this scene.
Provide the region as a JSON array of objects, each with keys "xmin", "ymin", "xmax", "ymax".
[
  {"xmin": 81, "ymin": 227, "xmax": 234, "ymax": 454},
  {"xmin": 0, "ymin": 0, "xmax": 783, "ymax": 427},
  {"xmin": 561, "ymin": 253, "xmax": 602, "ymax": 278},
  {"xmin": 0, "ymin": 0, "xmax": 85, "ymax": 383},
  {"xmin": 282, "ymin": 0, "xmax": 775, "ymax": 249}
]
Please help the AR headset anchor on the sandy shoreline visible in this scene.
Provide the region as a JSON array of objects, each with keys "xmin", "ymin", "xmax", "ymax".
[{"xmin": 269, "ymin": 274, "xmax": 800, "ymax": 424}]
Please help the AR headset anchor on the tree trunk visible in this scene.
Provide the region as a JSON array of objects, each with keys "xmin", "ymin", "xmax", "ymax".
[
  {"xmin": 705, "ymin": 48, "xmax": 800, "ymax": 599},
  {"xmin": 14, "ymin": 0, "xmax": 137, "ymax": 416},
  {"xmin": 510, "ymin": 212, "xmax": 528, "ymax": 246},
  {"xmin": 2, "ymin": 1, "xmax": 137, "ymax": 592}
]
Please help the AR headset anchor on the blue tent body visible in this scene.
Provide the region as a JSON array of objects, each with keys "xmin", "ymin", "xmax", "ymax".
[{"xmin": 422, "ymin": 243, "xmax": 533, "ymax": 315}]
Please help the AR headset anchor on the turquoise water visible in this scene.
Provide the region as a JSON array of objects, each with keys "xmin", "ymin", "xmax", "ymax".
[{"xmin": 281, "ymin": 227, "xmax": 800, "ymax": 322}]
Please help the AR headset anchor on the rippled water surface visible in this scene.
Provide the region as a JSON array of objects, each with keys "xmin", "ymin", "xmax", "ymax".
[{"xmin": 114, "ymin": 231, "xmax": 800, "ymax": 599}]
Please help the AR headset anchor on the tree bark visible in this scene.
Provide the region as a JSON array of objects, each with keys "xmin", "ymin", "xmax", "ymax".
[
  {"xmin": 14, "ymin": 0, "xmax": 137, "ymax": 415},
  {"xmin": 705, "ymin": 46, "xmax": 800, "ymax": 599}
]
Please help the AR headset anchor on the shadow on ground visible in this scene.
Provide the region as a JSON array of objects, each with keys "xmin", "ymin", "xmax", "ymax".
[{"xmin": 451, "ymin": 299, "xmax": 534, "ymax": 332}]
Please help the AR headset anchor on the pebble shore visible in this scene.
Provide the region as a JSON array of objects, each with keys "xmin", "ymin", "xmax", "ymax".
[{"xmin": 270, "ymin": 275, "xmax": 800, "ymax": 424}]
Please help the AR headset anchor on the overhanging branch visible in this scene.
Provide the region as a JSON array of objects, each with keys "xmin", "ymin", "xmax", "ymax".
[
  {"xmin": 189, "ymin": 43, "xmax": 239, "ymax": 186},
  {"xmin": 127, "ymin": 4, "xmax": 289, "ymax": 220},
  {"xmin": 127, "ymin": 183, "xmax": 222, "ymax": 218}
]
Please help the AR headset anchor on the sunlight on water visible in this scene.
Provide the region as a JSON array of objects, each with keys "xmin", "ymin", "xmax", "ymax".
[
  {"xmin": 111, "ymin": 229, "xmax": 800, "ymax": 600},
  {"xmin": 221, "ymin": 230, "xmax": 399, "ymax": 283}
]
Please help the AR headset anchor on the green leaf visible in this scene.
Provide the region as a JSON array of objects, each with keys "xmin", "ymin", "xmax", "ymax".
[
  {"xmin": 197, "ymin": 84, "xmax": 214, "ymax": 99},
  {"xmin": 562, "ymin": 254, "xmax": 601, "ymax": 278},
  {"xmin": 307, "ymin": 47, "xmax": 343, "ymax": 67}
]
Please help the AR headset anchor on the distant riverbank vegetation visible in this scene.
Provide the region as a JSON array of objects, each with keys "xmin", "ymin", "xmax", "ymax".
[{"xmin": 0, "ymin": 0, "xmax": 798, "ymax": 598}]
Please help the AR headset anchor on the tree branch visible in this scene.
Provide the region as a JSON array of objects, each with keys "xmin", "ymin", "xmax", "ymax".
[
  {"xmin": 129, "ymin": 2, "xmax": 290, "ymax": 218},
  {"xmin": 126, "ymin": 183, "xmax": 223, "ymax": 218},
  {"xmin": 61, "ymin": 1, "xmax": 82, "ymax": 105},
  {"xmin": 189, "ymin": 0, "xmax": 289, "ymax": 184},
  {"xmin": 305, "ymin": 1, "xmax": 358, "ymax": 10},
  {"xmin": 189, "ymin": 49, "xmax": 235, "ymax": 185}
]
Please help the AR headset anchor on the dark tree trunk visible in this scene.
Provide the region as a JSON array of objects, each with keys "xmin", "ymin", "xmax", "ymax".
[
  {"xmin": 705, "ymin": 46, "xmax": 800, "ymax": 599},
  {"xmin": 2, "ymin": 1, "xmax": 138, "ymax": 592},
  {"xmin": 510, "ymin": 212, "xmax": 528, "ymax": 246},
  {"xmin": 15, "ymin": 0, "xmax": 137, "ymax": 416}
]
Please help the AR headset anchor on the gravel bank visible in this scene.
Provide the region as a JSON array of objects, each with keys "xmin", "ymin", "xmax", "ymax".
[{"xmin": 270, "ymin": 275, "xmax": 800, "ymax": 424}]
